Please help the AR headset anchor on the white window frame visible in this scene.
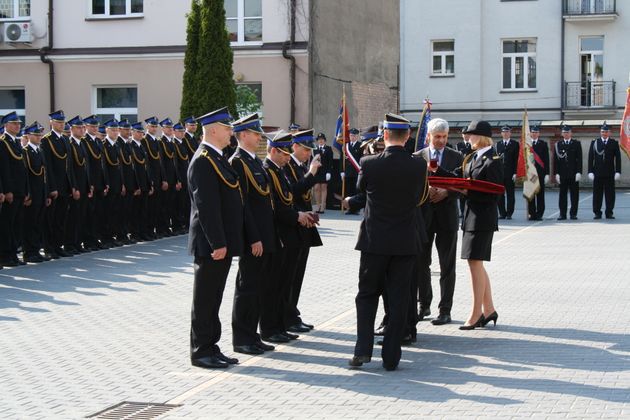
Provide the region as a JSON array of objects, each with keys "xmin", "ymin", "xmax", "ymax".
[
  {"xmin": 92, "ymin": 85, "xmax": 138, "ymax": 121},
  {"xmin": 501, "ymin": 38, "xmax": 537, "ymax": 92},
  {"xmin": 0, "ymin": 0, "xmax": 30, "ymax": 22},
  {"xmin": 87, "ymin": 0, "xmax": 143, "ymax": 19},
  {"xmin": 226, "ymin": 0, "xmax": 263, "ymax": 46},
  {"xmin": 0, "ymin": 88, "xmax": 26, "ymax": 120},
  {"xmin": 431, "ymin": 39, "xmax": 455, "ymax": 77}
]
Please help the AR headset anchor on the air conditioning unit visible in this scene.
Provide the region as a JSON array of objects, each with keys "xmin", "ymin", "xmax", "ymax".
[{"xmin": 3, "ymin": 22, "xmax": 32, "ymax": 43}]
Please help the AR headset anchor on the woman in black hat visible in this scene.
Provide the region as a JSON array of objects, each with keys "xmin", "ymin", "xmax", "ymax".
[
  {"xmin": 312, "ymin": 133, "xmax": 333, "ymax": 213},
  {"xmin": 431, "ymin": 120, "xmax": 502, "ymax": 330}
]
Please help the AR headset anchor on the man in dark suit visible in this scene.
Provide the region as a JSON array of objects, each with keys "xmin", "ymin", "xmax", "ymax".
[
  {"xmin": 117, "ymin": 119, "xmax": 139, "ymax": 244},
  {"xmin": 228, "ymin": 113, "xmax": 277, "ymax": 355},
  {"xmin": 188, "ymin": 107, "xmax": 243, "ymax": 369},
  {"xmin": 350, "ymin": 113, "xmax": 427, "ymax": 371},
  {"xmin": 41, "ymin": 110, "xmax": 77, "ymax": 259},
  {"xmin": 82, "ymin": 115, "xmax": 109, "ymax": 250},
  {"xmin": 142, "ymin": 117, "xmax": 167, "ymax": 238},
  {"xmin": 342, "ymin": 128, "xmax": 363, "ymax": 213},
  {"xmin": 555, "ymin": 125, "xmax": 583, "ymax": 220},
  {"xmin": 588, "ymin": 123, "xmax": 622, "ymax": 219},
  {"xmin": 101, "ymin": 120, "xmax": 125, "ymax": 246},
  {"xmin": 528, "ymin": 126, "xmax": 550, "ymax": 221},
  {"xmin": 0, "ymin": 112, "xmax": 30, "ymax": 266},
  {"xmin": 65, "ymin": 116, "xmax": 91, "ymax": 253},
  {"xmin": 130, "ymin": 122, "xmax": 153, "ymax": 241},
  {"xmin": 172, "ymin": 123, "xmax": 191, "ymax": 233},
  {"xmin": 260, "ymin": 132, "xmax": 315, "ymax": 344},
  {"xmin": 284, "ymin": 129, "xmax": 323, "ymax": 333},
  {"xmin": 183, "ymin": 116, "xmax": 199, "ymax": 156},
  {"xmin": 415, "ymin": 118, "xmax": 463, "ymax": 326},
  {"xmin": 313, "ymin": 132, "xmax": 333, "ymax": 213},
  {"xmin": 495, "ymin": 125, "xmax": 519, "ymax": 219},
  {"xmin": 21, "ymin": 122, "xmax": 51, "ymax": 263},
  {"xmin": 158, "ymin": 118, "xmax": 181, "ymax": 236}
]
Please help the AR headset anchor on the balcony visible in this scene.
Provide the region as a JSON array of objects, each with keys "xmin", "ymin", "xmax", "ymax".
[
  {"xmin": 563, "ymin": 0, "xmax": 617, "ymax": 21},
  {"xmin": 563, "ymin": 81, "xmax": 618, "ymax": 118}
]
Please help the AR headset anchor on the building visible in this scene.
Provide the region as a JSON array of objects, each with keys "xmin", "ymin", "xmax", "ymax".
[
  {"xmin": 400, "ymin": 0, "xmax": 628, "ymax": 183},
  {"xmin": 0, "ymin": 0, "xmax": 309, "ymax": 129}
]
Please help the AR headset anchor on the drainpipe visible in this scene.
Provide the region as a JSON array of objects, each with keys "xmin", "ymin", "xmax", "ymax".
[
  {"xmin": 282, "ymin": 0, "xmax": 296, "ymax": 124},
  {"xmin": 39, "ymin": 0, "xmax": 55, "ymax": 112},
  {"xmin": 560, "ymin": 0, "xmax": 565, "ymax": 120}
]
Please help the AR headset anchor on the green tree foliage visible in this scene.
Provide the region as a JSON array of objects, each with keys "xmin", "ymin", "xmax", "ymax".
[
  {"xmin": 180, "ymin": 0, "xmax": 201, "ymax": 120},
  {"xmin": 236, "ymin": 84, "xmax": 263, "ymax": 115}
]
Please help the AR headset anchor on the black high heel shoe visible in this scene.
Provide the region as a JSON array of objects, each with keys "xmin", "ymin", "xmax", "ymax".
[
  {"xmin": 459, "ymin": 314, "xmax": 485, "ymax": 330},
  {"xmin": 482, "ymin": 311, "xmax": 498, "ymax": 327}
]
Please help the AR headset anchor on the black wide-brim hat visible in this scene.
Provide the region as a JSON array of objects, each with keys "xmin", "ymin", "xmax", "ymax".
[{"xmin": 464, "ymin": 120, "xmax": 492, "ymax": 137}]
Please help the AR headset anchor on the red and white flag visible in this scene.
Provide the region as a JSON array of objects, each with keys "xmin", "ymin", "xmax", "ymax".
[
  {"xmin": 517, "ymin": 110, "xmax": 540, "ymax": 201},
  {"xmin": 621, "ymin": 87, "xmax": 630, "ymax": 160}
]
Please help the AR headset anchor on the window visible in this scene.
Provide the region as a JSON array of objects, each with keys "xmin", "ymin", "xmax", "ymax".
[
  {"xmin": 502, "ymin": 39, "xmax": 536, "ymax": 90},
  {"xmin": 0, "ymin": 89, "xmax": 25, "ymax": 122},
  {"xmin": 224, "ymin": 0, "xmax": 262, "ymax": 45},
  {"xmin": 431, "ymin": 40, "xmax": 454, "ymax": 76},
  {"xmin": 89, "ymin": 0, "xmax": 143, "ymax": 18},
  {"xmin": 236, "ymin": 83, "xmax": 263, "ymax": 115},
  {"xmin": 0, "ymin": 0, "xmax": 30, "ymax": 21},
  {"xmin": 94, "ymin": 86, "xmax": 138, "ymax": 122}
]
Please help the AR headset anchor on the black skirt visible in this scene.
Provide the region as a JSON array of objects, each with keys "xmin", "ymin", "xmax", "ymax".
[{"xmin": 461, "ymin": 230, "xmax": 494, "ymax": 261}]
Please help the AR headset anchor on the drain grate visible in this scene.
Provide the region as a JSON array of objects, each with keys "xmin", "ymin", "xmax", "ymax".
[{"xmin": 87, "ymin": 401, "xmax": 181, "ymax": 419}]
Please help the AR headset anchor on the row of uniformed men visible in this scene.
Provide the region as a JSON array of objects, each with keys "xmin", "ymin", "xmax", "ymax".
[
  {"xmin": 0, "ymin": 110, "xmax": 201, "ymax": 268},
  {"xmin": 454, "ymin": 123, "xmax": 623, "ymax": 221},
  {"xmin": 187, "ymin": 108, "xmax": 327, "ymax": 368}
]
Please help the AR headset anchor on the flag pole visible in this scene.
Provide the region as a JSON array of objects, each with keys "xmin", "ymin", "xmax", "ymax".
[
  {"xmin": 522, "ymin": 109, "xmax": 528, "ymax": 221},
  {"xmin": 341, "ymin": 85, "xmax": 347, "ymax": 213}
]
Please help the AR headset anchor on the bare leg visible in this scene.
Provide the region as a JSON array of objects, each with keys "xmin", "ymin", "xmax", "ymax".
[
  {"xmin": 465, "ymin": 259, "xmax": 486, "ymax": 325},
  {"xmin": 481, "ymin": 265, "xmax": 495, "ymax": 315},
  {"xmin": 313, "ymin": 184, "xmax": 321, "ymax": 212},
  {"xmin": 320, "ymin": 184, "xmax": 328, "ymax": 212}
]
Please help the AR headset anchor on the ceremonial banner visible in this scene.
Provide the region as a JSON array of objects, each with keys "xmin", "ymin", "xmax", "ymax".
[
  {"xmin": 414, "ymin": 99, "xmax": 432, "ymax": 152},
  {"xmin": 428, "ymin": 176, "xmax": 505, "ymax": 195},
  {"xmin": 516, "ymin": 110, "xmax": 540, "ymax": 201},
  {"xmin": 621, "ymin": 87, "xmax": 630, "ymax": 160},
  {"xmin": 333, "ymin": 89, "xmax": 349, "ymax": 152}
]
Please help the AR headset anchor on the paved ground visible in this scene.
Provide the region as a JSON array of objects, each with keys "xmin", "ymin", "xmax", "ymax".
[{"xmin": 1, "ymin": 190, "xmax": 629, "ymax": 419}]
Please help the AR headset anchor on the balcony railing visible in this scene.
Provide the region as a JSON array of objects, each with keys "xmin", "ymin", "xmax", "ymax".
[
  {"xmin": 563, "ymin": 0, "xmax": 616, "ymax": 15},
  {"xmin": 564, "ymin": 81, "xmax": 616, "ymax": 109}
]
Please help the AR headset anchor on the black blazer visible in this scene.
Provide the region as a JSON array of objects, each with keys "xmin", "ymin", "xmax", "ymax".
[
  {"xmin": 160, "ymin": 137, "xmax": 179, "ymax": 186},
  {"xmin": 313, "ymin": 144, "xmax": 333, "ymax": 182},
  {"xmin": 495, "ymin": 139, "xmax": 519, "ymax": 179},
  {"xmin": 117, "ymin": 138, "xmax": 138, "ymax": 192},
  {"xmin": 102, "ymin": 139, "xmax": 123, "ymax": 195},
  {"xmin": 173, "ymin": 139, "xmax": 190, "ymax": 189},
  {"xmin": 230, "ymin": 148, "xmax": 277, "ymax": 252},
  {"xmin": 0, "ymin": 134, "xmax": 29, "ymax": 197},
  {"xmin": 130, "ymin": 140, "xmax": 152, "ymax": 193},
  {"xmin": 437, "ymin": 148, "xmax": 503, "ymax": 232},
  {"xmin": 23, "ymin": 145, "xmax": 47, "ymax": 203},
  {"xmin": 415, "ymin": 147, "xmax": 463, "ymax": 232},
  {"xmin": 456, "ymin": 141, "xmax": 472, "ymax": 155},
  {"xmin": 68, "ymin": 138, "xmax": 91, "ymax": 195},
  {"xmin": 355, "ymin": 145, "xmax": 427, "ymax": 255},
  {"xmin": 344, "ymin": 141, "xmax": 363, "ymax": 178},
  {"xmin": 187, "ymin": 144, "xmax": 244, "ymax": 258},
  {"xmin": 286, "ymin": 157, "xmax": 323, "ymax": 248},
  {"xmin": 184, "ymin": 132, "xmax": 199, "ymax": 156},
  {"xmin": 143, "ymin": 135, "xmax": 166, "ymax": 186},
  {"xmin": 531, "ymin": 139, "xmax": 550, "ymax": 177},
  {"xmin": 587, "ymin": 138, "xmax": 621, "ymax": 177},
  {"xmin": 83, "ymin": 135, "xmax": 109, "ymax": 193},
  {"xmin": 264, "ymin": 157, "xmax": 302, "ymax": 249},
  {"xmin": 554, "ymin": 139, "xmax": 583, "ymax": 181},
  {"xmin": 41, "ymin": 131, "xmax": 76, "ymax": 195}
]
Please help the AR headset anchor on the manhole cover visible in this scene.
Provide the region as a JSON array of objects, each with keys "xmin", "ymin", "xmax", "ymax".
[{"xmin": 87, "ymin": 401, "xmax": 181, "ymax": 419}]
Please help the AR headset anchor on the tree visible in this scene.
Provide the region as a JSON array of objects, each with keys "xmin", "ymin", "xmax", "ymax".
[
  {"xmin": 180, "ymin": 0, "xmax": 201, "ymax": 120},
  {"xmin": 236, "ymin": 84, "xmax": 263, "ymax": 115}
]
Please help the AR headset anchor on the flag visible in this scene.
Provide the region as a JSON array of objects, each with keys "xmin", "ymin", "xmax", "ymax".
[
  {"xmin": 333, "ymin": 89, "xmax": 349, "ymax": 152},
  {"xmin": 621, "ymin": 87, "xmax": 630, "ymax": 160},
  {"xmin": 517, "ymin": 110, "xmax": 540, "ymax": 201},
  {"xmin": 414, "ymin": 99, "xmax": 432, "ymax": 152}
]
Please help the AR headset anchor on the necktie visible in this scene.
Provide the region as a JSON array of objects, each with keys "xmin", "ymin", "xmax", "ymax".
[{"xmin": 434, "ymin": 149, "xmax": 441, "ymax": 162}]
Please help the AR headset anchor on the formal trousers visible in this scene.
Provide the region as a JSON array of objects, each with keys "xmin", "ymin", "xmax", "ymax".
[
  {"xmin": 592, "ymin": 176, "xmax": 615, "ymax": 217},
  {"xmin": 190, "ymin": 256, "xmax": 232, "ymax": 359},
  {"xmin": 65, "ymin": 195, "xmax": 87, "ymax": 250},
  {"xmin": 260, "ymin": 247, "xmax": 295, "ymax": 336},
  {"xmin": 528, "ymin": 178, "xmax": 546, "ymax": 219},
  {"xmin": 84, "ymin": 192, "xmax": 105, "ymax": 247},
  {"xmin": 284, "ymin": 247, "xmax": 310, "ymax": 327},
  {"xmin": 559, "ymin": 179, "xmax": 579, "ymax": 218},
  {"xmin": 45, "ymin": 194, "xmax": 69, "ymax": 253},
  {"xmin": 131, "ymin": 192, "xmax": 149, "ymax": 238},
  {"xmin": 0, "ymin": 196, "xmax": 25, "ymax": 261},
  {"xmin": 22, "ymin": 199, "xmax": 46, "ymax": 257},
  {"xmin": 498, "ymin": 176, "xmax": 515, "ymax": 217},
  {"xmin": 102, "ymin": 192, "xmax": 122, "ymax": 243},
  {"xmin": 417, "ymin": 229, "xmax": 457, "ymax": 315}
]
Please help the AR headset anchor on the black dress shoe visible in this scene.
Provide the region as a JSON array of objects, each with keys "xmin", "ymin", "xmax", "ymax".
[
  {"xmin": 41, "ymin": 254, "xmax": 52, "ymax": 261},
  {"xmin": 418, "ymin": 307, "xmax": 431, "ymax": 321},
  {"xmin": 261, "ymin": 333, "xmax": 290, "ymax": 343},
  {"xmin": 283, "ymin": 331, "xmax": 299, "ymax": 340},
  {"xmin": 557, "ymin": 216, "xmax": 567, "ymax": 220},
  {"xmin": 374, "ymin": 324, "xmax": 387, "ymax": 336},
  {"xmin": 506, "ymin": 216, "xmax": 512, "ymax": 220},
  {"xmin": 233, "ymin": 344, "xmax": 264, "ymax": 355},
  {"xmin": 23, "ymin": 255, "xmax": 45, "ymax": 263},
  {"xmin": 594, "ymin": 214, "xmax": 602, "ymax": 219},
  {"xmin": 383, "ymin": 363, "xmax": 398, "ymax": 371},
  {"xmin": 570, "ymin": 215, "xmax": 578, "ymax": 220},
  {"xmin": 606, "ymin": 215, "xmax": 615, "ymax": 219},
  {"xmin": 401, "ymin": 333, "xmax": 417, "ymax": 345},
  {"xmin": 348, "ymin": 355, "xmax": 371, "ymax": 367},
  {"xmin": 216, "ymin": 352, "xmax": 239, "ymax": 365},
  {"xmin": 44, "ymin": 251, "xmax": 59, "ymax": 260},
  {"xmin": 431, "ymin": 313, "xmax": 452, "ymax": 325},
  {"xmin": 56, "ymin": 248, "xmax": 71, "ymax": 258},
  {"xmin": 255, "ymin": 341, "xmax": 275, "ymax": 351},
  {"xmin": 498, "ymin": 215, "xmax": 506, "ymax": 220},
  {"xmin": 301, "ymin": 322, "xmax": 314, "ymax": 330},
  {"xmin": 287, "ymin": 323, "xmax": 311, "ymax": 333},
  {"xmin": 16, "ymin": 258, "xmax": 26, "ymax": 266},
  {"xmin": 1, "ymin": 259, "xmax": 19, "ymax": 267},
  {"xmin": 191, "ymin": 356, "xmax": 229, "ymax": 369}
]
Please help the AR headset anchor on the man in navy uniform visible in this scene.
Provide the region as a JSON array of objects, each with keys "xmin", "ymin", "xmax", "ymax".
[
  {"xmin": 588, "ymin": 123, "xmax": 622, "ymax": 219},
  {"xmin": 130, "ymin": 122, "xmax": 153, "ymax": 241},
  {"xmin": 183, "ymin": 116, "xmax": 199, "ymax": 156},
  {"xmin": 82, "ymin": 115, "xmax": 109, "ymax": 250},
  {"xmin": 21, "ymin": 122, "xmax": 51, "ymax": 263},
  {"xmin": 555, "ymin": 125, "xmax": 582, "ymax": 220},
  {"xmin": 229, "ymin": 113, "xmax": 277, "ymax": 355},
  {"xmin": 188, "ymin": 107, "xmax": 243, "ymax": 369},
  {"xmin": 101, "ymin": 119, "xmax": 125, "ymax": 246},
  {"xmin": 349, "ymin": 113, "xmax": 427, "ymax": 371},
  {"xmin": 528, "ymin": 126, "xmax": 550, "ymax": 221},
  {"xmin": 65, "ymin": 116, "xmax": 91, "ymax": 253},
  {"xmin": 142, "ymin": 117, "xmax": 167, "ymax": 238},
  {"xmin": 495, "ymin": 125, "xmax": 519, "ymax": 219},
  {"xmin": 172, "ymin": 122, "xmax": 191, "ymax": 233},
  {"xmin": 41, "ymin": 110, "xmax": 77, "ymax": 259},
  {"xmin": 342, "ymin": 128, "xmax": 363, "ymax": 212},
  {"xmin": 117, "ymin": 119, "xmax": 139, "ymax": 243},
  {"xmin": 0, "ymin": 112, "xmax": 30, "ymax": 266},
  {"xmin": 159, "ymin": 118, "xmax": 181, "ymax": 236}
]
